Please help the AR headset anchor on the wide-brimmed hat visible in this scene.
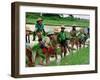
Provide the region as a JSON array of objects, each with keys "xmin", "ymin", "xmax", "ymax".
[
  {"xmin": 37, "ymin": 18, "xmax": 43, "ymax": 21},
  {"xmin": 54, "ymin": 28, "xmax": 59, "ymax": 33},
  {"xmin": 61, "ymin": 25, "xmax": 65, "ymax": 29},
  {"xmin": 47, "ymin": 31, "xmax": 54, "ymax": 36}
]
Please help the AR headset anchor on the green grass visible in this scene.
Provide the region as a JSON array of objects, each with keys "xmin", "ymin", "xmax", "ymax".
[
  {"xmin": 48, "ymin": 47, "xmax": 90, "ymax": 66},
  {"xmin": 26, "ymin": 13, "xmax": 89, "ymax": 28},
  {"xmin": 26, "ymin": 46, "xmax": 90, "ymax": 66}
]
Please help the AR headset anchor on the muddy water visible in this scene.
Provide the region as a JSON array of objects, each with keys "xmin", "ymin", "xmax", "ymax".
[{"xmin": 26, "ymin": 24, "xmax": 82, "ymax": 32}]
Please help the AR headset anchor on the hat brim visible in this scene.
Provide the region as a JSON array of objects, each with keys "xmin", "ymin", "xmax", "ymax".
[
  {"xmin": 47, "ymin": 33, "xmax": 54, "ymax": 36},
  {"xmin": 37, "ymin": 19, "xmax": 43, "ymax": 21},
  {"xmin": 61, "ymin": 27, "xmax": 65, "ymax": 29}
]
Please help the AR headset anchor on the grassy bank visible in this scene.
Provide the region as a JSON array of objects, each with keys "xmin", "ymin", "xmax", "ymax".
[
  {"xmin": 48, "ymin": 46, "xmax": 89, "ymax": 66},
  {"xmin": 26, "ymin": 13, "xmax": 89, "ymax": 28}
]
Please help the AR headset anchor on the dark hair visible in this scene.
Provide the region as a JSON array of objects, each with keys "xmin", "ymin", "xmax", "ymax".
[
  {"xmin": 37, "ymin": 21, "xmax": 39, "ymax": 23},
  {"xmin": 38, "ymin": 38, "xmax": 42, "ymax": 42},
  {"xmin": 72, "ymin": 26, "xmax": 76, "ymax": 31}
]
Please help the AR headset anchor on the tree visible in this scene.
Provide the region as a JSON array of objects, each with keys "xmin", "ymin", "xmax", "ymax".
[{"xmin": 68, "ymin": 14, "xmax": 74, "ymax": 21}]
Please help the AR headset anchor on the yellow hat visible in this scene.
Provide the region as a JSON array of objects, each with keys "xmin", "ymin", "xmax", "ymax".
[
  {"xmin": 47, "ymin": 31, "xmax": 54, "ymax": 36},
  {"xmin": 61, "ymin": 25, "xmax": 65, "ymax": 29},
  {"xmin": 37, "ymin": 18, "xmax": 43, "ymax": 21}
]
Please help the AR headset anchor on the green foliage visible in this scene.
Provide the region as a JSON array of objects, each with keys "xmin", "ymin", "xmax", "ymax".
[
  {"xmin": 26, "ymin": 13, "xmax": 89, "ymax": 27},
  {"xmin": 48, "ymin": 47, "xmax": 89, "ymax": 66}
]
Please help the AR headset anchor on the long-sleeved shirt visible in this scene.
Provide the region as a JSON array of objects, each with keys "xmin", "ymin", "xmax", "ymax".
[
  {"xmin": 58, "ymin": 31, "xmax": 68, "ymax": 42},
  {"xmin": 35, "ymin": 23, "xmax": 44, "ymax": 32}
]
